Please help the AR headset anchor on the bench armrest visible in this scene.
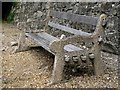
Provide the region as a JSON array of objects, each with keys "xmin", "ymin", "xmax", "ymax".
[{"xmin": 49, "ymin": 35, "xmax": 93, "ymax": 53}]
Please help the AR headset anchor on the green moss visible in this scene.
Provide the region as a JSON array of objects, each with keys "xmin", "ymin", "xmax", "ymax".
[{"xmin": 7, "ymin": 2, "xmax": 18, "ymax": 23}]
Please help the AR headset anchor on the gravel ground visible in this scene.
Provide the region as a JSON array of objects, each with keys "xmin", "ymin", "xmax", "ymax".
[{"xmin": 1, "ymin": 23, "xmax": 119, "ymax": 88}]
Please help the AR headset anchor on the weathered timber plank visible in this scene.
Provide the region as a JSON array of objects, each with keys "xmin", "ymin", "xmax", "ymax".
[
  {"xmin": 25, "ymin": 33, "xmax": 55, "ymax": 54},
  {"xmin": 64, "ymin": 44, "xmax": 83, "ymax": 52},
  {"xmin": 48, "ymin": 21, "xmax": 91, "ymax": 37},
  {"xmin": 50, "ymin": 10, "xmax": 98, "ymax": 26},
  {"xmin": 37, "ymin": 32, "xmax": 59, "ymax": 42}
]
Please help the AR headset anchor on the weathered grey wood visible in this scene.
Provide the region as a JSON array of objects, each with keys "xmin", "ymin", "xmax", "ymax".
[
  {"xmin": 37, "ymin": 32, "xmax": 59, "ymax": 42},
  {"xmin": 25, "ymin": 33, "xmax": 55, "ymax": 54},
  {"xmin": 49, "ymin": 10, "xmax": 98, "ymax": 26},
  {"xmin": 48, "ymin": 21, "xmax": 91, "ymax": 36},
  {"xmin": 64, "ymin": 44, "xmax": 83, "ymax": 52},
  {"xmin": 26, "ymin": 33, "xmax": 49, "ymax": 45}
]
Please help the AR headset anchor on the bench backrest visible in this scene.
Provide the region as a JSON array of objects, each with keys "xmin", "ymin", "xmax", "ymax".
[
  {"xmin": 49, "ymin": 10, "xmax": 98, "ymax": 26},
  {"xmin": 47, "ymin": 10, "xmax": 99, "ymax": 37}
]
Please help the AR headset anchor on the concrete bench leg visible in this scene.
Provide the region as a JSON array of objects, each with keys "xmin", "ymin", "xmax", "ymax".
[
  {"xmin": 94, "ymin": 48, "xmax": 104, "ymax": 76},
  {"xmin": 14, "ymin": 32, "xmax": 30, "ymax": 53},
  {"xmin": 51, "ymin": 53, "xmax": 65, "ymax": 83}
]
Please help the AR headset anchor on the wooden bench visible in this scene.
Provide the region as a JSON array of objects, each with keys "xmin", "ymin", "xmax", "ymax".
[{"xmin": 16, "ymin": 10, "xmax": 107, "ymax": 83}]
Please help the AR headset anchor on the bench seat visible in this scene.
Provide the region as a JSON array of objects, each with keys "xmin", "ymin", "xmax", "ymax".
[
  {"xmin": 26, "ymin": 32, "xmax": 55, "ymax": 54},
  {"xmin": 26, "ymin": 32, "xmax": 83, "ymax": 54}
]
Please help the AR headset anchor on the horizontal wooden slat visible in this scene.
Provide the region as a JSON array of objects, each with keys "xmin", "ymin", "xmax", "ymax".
[
  {"xmin": 49, "ymin": 10, "xmax": 98, "ymax": 26},
  {"xmin": 26, "ymin": 33, "xmax": 49, "ymax": 47},
  {"xmin": 64, "ymin": 44, "xmax": 83, "ymax": 52},
  {"xmin": 37, "ymin": 32, "xmax": 59, "ymax": 42},
  {"xmin": 25, "ymin": 33, "xmax": 55, "ymax": 54},
  {"xmin": 48, "ymin": 21, "xmax": 91, "ymax": 37}
]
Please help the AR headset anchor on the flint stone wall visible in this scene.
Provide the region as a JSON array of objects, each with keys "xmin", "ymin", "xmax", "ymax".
[{"xmin": 13, "ymin": 2, "xmax": 120, "ymax": 53}]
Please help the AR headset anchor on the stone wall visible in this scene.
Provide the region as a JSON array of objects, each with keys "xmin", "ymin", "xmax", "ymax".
[{"xmin": 13, "ymin": 2, "xmax": 120, "ymax": 54}]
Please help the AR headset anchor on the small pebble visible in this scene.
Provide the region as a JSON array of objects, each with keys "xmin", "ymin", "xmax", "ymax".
[
  {"xmin": 11, "ymin": 42, "xmax": 18, "ymax": 46},
  {"xmin": 1, "ymin": 47, "xmax": 5, "ymax": 51}
]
